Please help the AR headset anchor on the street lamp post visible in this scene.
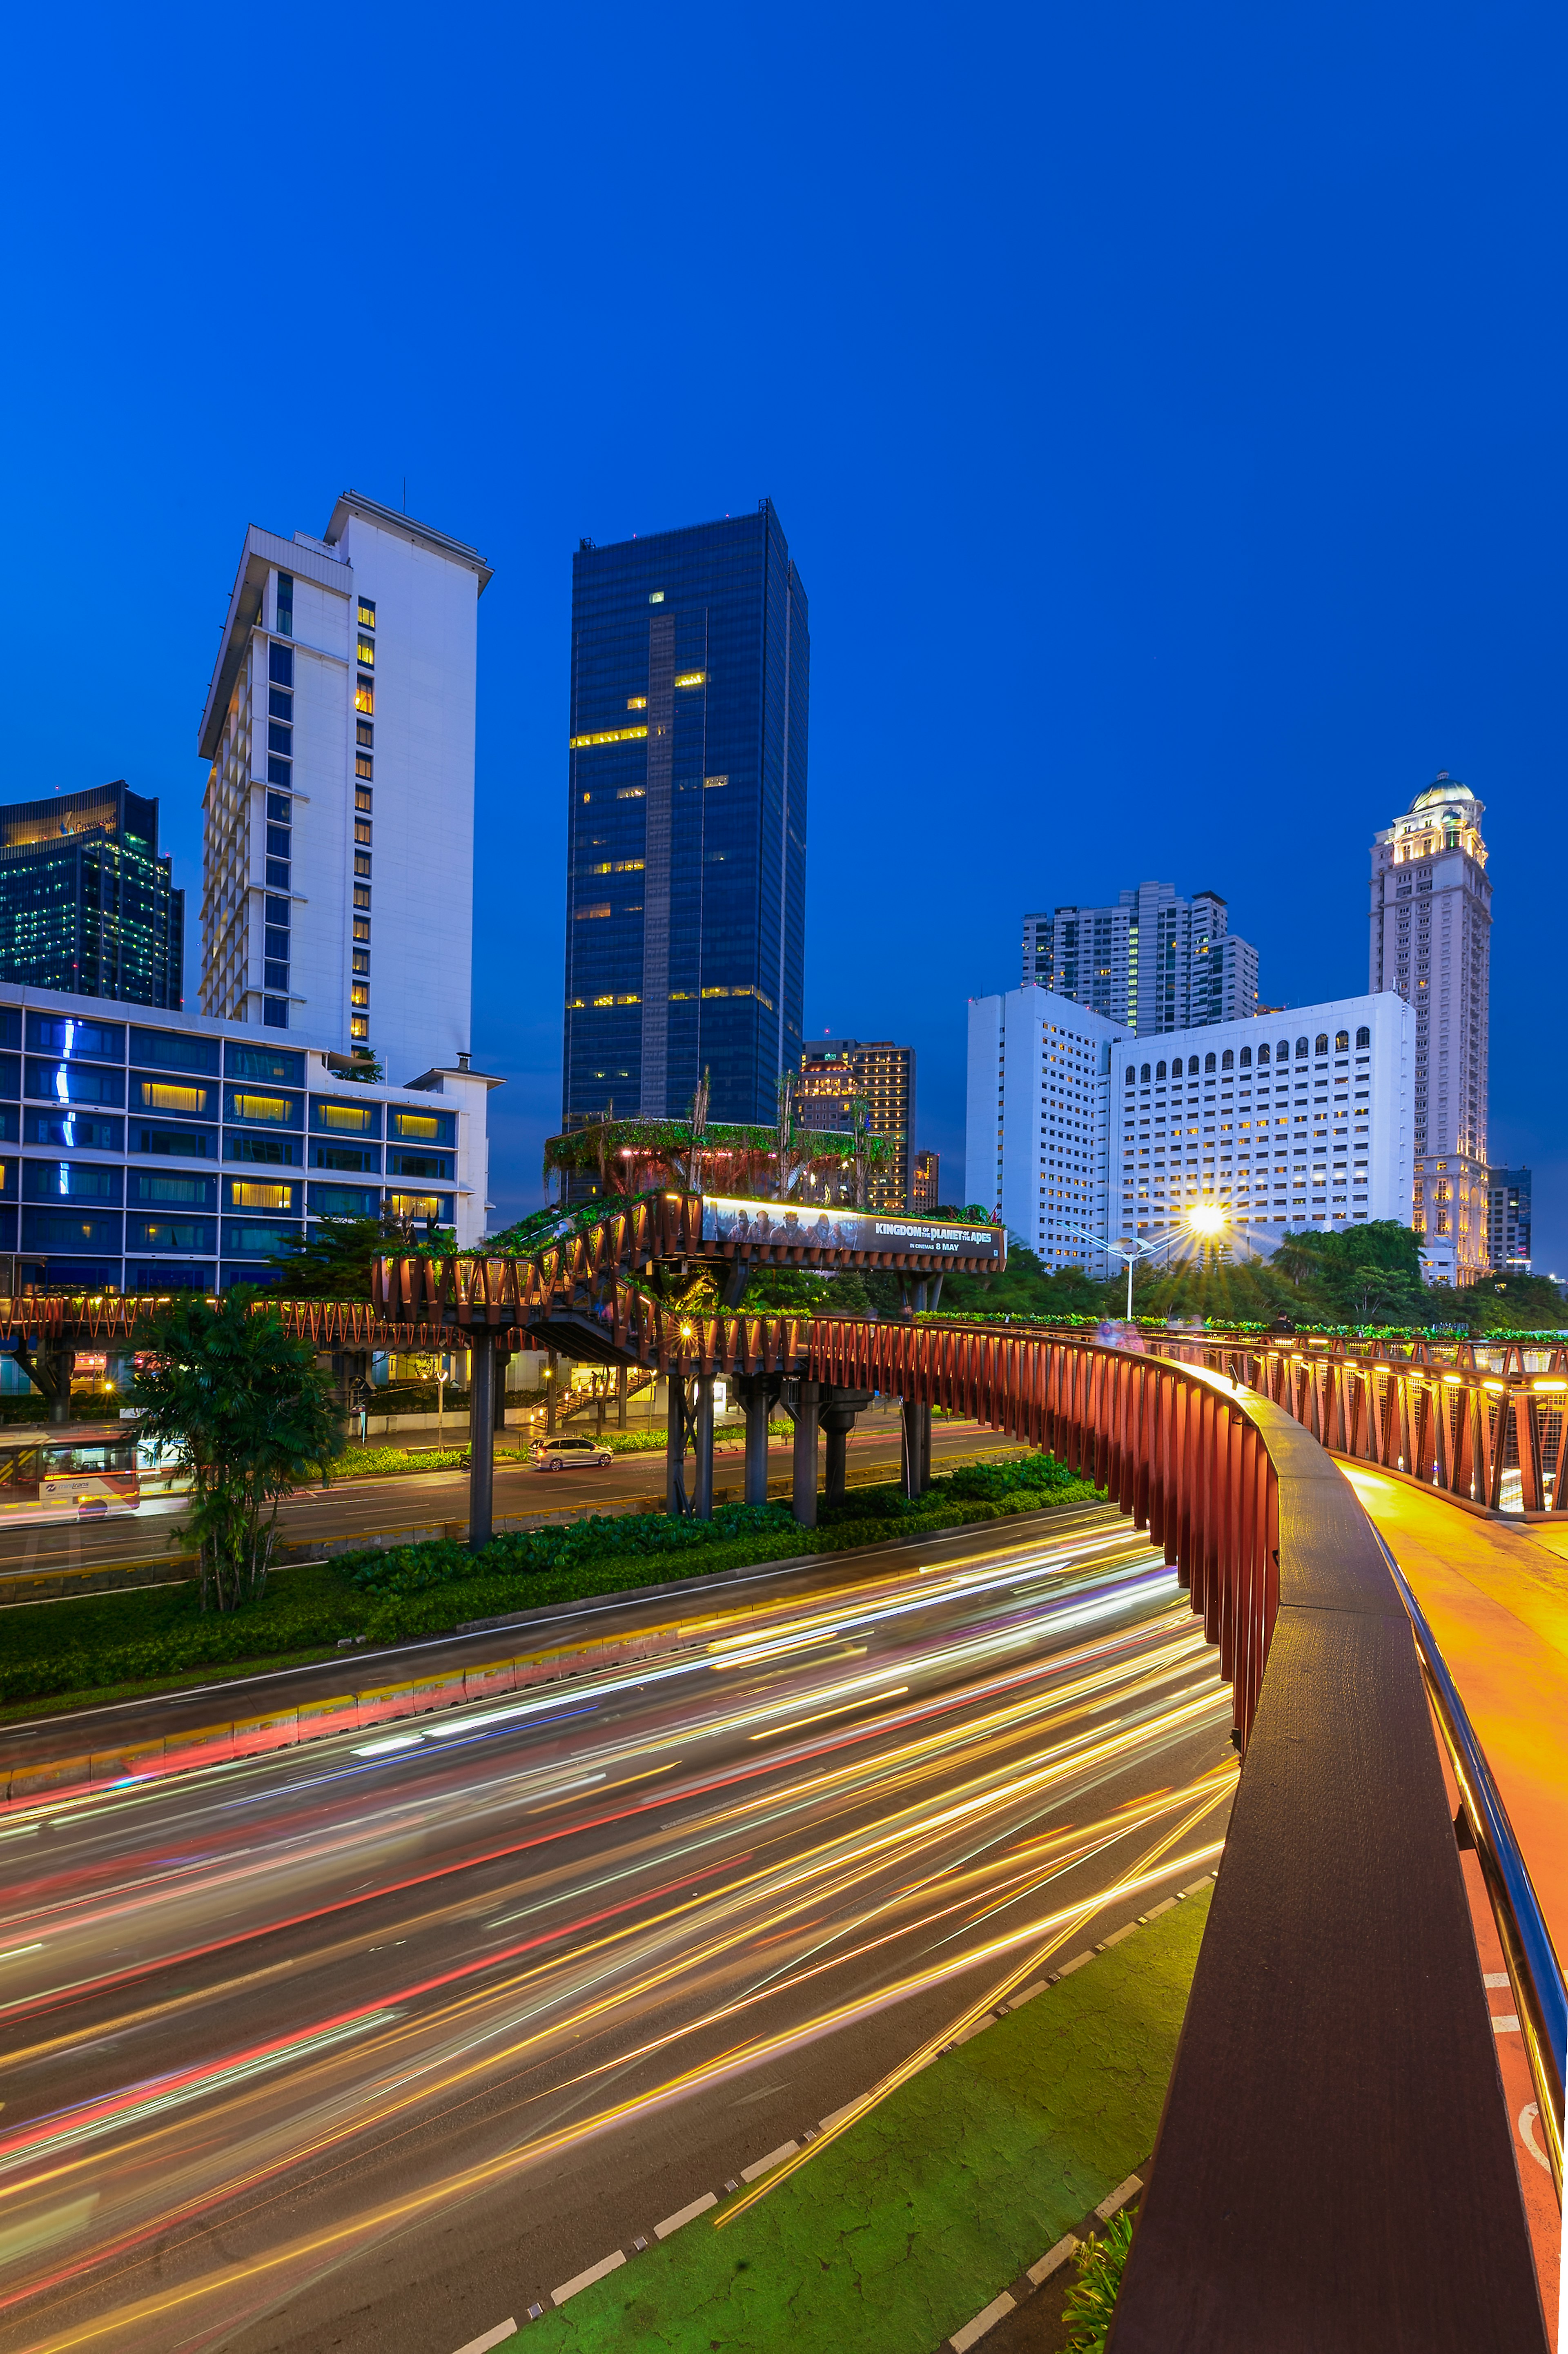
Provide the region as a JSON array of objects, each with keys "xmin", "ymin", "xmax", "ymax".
[
  {"xmin": 1060, "ymin": 1222, "xmax": 1186, "ymax": 1318},
  {"xmin": 1062, "ymin": 1199, "xmax": 1260, "ymax": 1320}
]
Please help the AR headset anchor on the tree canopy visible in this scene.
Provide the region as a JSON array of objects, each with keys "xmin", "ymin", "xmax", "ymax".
[{"xmin": 129, "ymin": 1289, "xmax": 342, "ymax": 1612}]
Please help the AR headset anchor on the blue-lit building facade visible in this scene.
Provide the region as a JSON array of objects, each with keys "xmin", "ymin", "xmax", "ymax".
[
  {"xmin": 0, "ymin": 985, "xmax": 494, "ymax": 1290},
  {"xmin": 562, "ymin": 504, "xmax": 808, "ymax": 1131}
]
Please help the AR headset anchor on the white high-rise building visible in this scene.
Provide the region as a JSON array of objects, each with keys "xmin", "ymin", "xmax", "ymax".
[
  {"xmin": 1369, "ymin": 775, "xmax": 1492, "ymax": 1286},
  {"xmin": 1021, "ymin": 882, "xmax": 1259, "ymax": 1035},
  {"xmin": 967, "ymin": 986, "xmax": 1414, "ymax": 1271},
  {"xmin": 1109, "ymin": 997, "xmax": 1413, "ymax": 1246},
  {"xmin": 965, "ymin": 987, "xmax": 1125, "ymax": 1272},
  {"xmin": 198, "ymin": 492, "xmax": 491, "ymax": 1083}
]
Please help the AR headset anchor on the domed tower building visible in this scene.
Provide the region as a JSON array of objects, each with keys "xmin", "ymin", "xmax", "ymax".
[{"xmin": 1369, "ymin": 775, "xmax": 1492, "ymax": 1286}]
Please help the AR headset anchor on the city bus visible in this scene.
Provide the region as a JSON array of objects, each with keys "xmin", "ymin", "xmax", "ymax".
[{"xmin": 0, "ymin": 1421, "xmax": 189, "ymax": 1524}]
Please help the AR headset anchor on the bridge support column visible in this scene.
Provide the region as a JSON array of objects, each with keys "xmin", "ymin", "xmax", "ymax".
[
  {"xmin": 901, "ymin": 1396, "xmax": 931, "ymax": 1498},
  {"xmin": 738, "ymin": 1375, "xmax": 775, "ymax": 1505},
  {"xmin": 693, "ymin": 1374, "xmax": 715, "ymax": 1519},
  {"xmin": 792, "ymin": 1381, "xmax": 821, "ymax": 1527},
  {"xmin": 546, "ymin": 1350, "xmax": 558, "ymax": 1434},
  {"xmin": 468, "ymin": 1330, "xmax": 495, "ymax": 1550},
  {"xmin": 820, "ymin": 1389, "xmax": 872, "ymax": 1508},
  {"xmin": 824, "ymin": 1421, "xmax": 847, "ymax": 1507},
  {"xmin": 15, "ymin": 1338, "xmax": 75, "ymax": 1427},
  {"xmin": 617, "ymin": 1362, "xmax": 628, "ymax": 1430},
  {"xmin": 666, "ymin": 1376, "xmax": 688, "ymax": 1515}
]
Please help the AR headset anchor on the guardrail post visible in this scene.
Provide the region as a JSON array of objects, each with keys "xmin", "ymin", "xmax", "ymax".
[{"xmin": 467, "ymin": 1328, "xmax": 495, "ymax": 1551}]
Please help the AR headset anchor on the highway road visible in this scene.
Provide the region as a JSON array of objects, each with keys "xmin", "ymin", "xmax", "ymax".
[
  {"xmin": 0, "ymin": 1501, "xmax": 1236, "ymax": 2354},
  {"xmin": 0, "ymin": 1409, "xmax": 1021, "ymax": 1586}
]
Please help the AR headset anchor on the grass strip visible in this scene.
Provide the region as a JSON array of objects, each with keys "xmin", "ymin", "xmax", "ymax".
[
  {"xmin": 0, "ymin": 1457, "xmax": 1101, "ymax": 1719},
  {"xmin": 506, "ymin": 1886, "xmax": 1211, "ymax": 2354}
]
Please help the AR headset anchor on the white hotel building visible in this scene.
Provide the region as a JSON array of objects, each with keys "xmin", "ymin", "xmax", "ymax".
[
  {"xmin": 967, "ymin": 986, "xmax": 1414, "ymax": 1274},
  {"xmin": 198, "ymin": 492, "xmax": 490, "ymax": 1083}
]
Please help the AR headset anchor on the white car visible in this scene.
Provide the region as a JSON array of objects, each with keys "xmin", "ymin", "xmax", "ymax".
[{"xmin": 532, "ymin": 1436, "xmax": 613, "ymax": 1471}]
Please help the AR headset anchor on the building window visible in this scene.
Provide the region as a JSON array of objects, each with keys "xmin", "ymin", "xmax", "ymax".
[
  {"xmin": 276, "ymin": 573, "xmax": 293, "ymax": 635},
  {"xmin": 356, "ymin": 753, "xmax": 373, "ymax": 780},
  {"xmin": 224, "ymin": 1181, "xmax": 291, "ymax": 1212},
  {"xmin": 357, "ymin": 636, "xmax": 375, "ymax": 668},
  {"xmin": 1356, "ymin": 1025, "xmax": 1371, "ymax": 1048},
  {"xmin": 354, "ymin": 820, "xmax": 372, "ymax": 846},
  {"xmin": 268, "ymin": 687, "xmax": 293, "ymax": 724},
  {"xmin": 269, "ymin": 643, "xmax": 293, "ymax": 687},
  {"xmin": 355, "ymin": 785, "xmax": 372, "ymax": 813},
  {"xmin": 266, "ymin": 857, "xmax": 290, "ymax": 891},
  {"xmin": 352, "ymin": 917, "xmax": 370, "ymax": 944},
  {"xmin": 354, "ymin": 884, "xmax": 371, "ymax": 911},
  {"xmin": 263, "ymin": 998, "xmax": 289, "ymax": 1029},
  {"xmin": 354, "ymin": 851, "xmax": 372, "ymax": 878},
  {"xmin": 350, "ymin": 982, "xmax": 370, "ymax": 1009},
  {"xmin": 356, "ymin": 719, "xmax": 373, "ymax": 748},
  {"xmin": 355, "ymin": 675, "xmax": 374, "ymax": 715},
  {"xmin": 350, "ymin": 1013, "xmax": 369, "ymax": 1042},
  {"xmin": 358, "ymin": 599, "xmax": 375, "ymax": 630},
  {"xmin": 267, "ymin": 722, "xmax": 293, "ymax": 758},
  {"xmin": 267, "ymin": 755, "xmax": 292, "ymax": 788}
]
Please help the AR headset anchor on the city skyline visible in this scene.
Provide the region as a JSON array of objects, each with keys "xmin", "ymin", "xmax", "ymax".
[
  {"xmin": 3, "ymin": 490, "xmax": 1537, "ymax": 1276},
  {"xmin": 3, "ymin": 6, "xmax": 1560, "ymax": 1270}
]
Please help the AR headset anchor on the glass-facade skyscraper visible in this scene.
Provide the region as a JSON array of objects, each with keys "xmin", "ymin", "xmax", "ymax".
[
  {"xmin": 0, "ymin": 782, "xmax": 183, "ymax": 1008},
  {"xmin": 563, "ymin": 504, "xmax": 808, "ymax": 1129}
]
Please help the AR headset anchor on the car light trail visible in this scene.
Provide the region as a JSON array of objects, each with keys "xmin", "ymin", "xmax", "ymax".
[{"xmin": 0, "ymin": 1511, "xmax": 1236, "ymax": 2354}]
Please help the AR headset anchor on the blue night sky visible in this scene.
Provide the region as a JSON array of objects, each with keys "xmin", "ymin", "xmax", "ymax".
[{"xmin": 4, "ymin": 4, "xmax": 1563, "ymax": 1268}]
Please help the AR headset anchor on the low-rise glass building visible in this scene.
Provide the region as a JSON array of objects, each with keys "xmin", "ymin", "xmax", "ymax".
[{"xmin": 0, "ymin": 984, "xmax": 494, "ymax": 1290}]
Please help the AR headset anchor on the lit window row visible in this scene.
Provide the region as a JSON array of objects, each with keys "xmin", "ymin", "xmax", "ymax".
[
  {"xmin": 263, "ymin": 621, "xmax": 294, "ymax": 1031},
  {"xmin": 352, "ymin": 598, "xmax": 375, "ymax": 1043}
]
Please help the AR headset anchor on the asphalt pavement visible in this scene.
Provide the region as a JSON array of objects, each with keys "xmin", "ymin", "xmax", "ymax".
[
  {"xmin": 0, "ymin": 1411, "xmax": 1020, "ymax": 1585},
  {"xmin": 0, "ymin": 1502, "xmax": 1235, "ymax": 2354}
]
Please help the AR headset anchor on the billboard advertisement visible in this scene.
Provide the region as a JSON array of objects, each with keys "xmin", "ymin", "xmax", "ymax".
[{"xmin": 699, "ymin": 1196, "xmax": 1003, "ymax": 1263}]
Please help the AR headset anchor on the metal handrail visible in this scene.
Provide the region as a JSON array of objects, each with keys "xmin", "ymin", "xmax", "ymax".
[{"xmin": 1375, "ymin": 1525, "xmax": 1566, "ymax": 2200}]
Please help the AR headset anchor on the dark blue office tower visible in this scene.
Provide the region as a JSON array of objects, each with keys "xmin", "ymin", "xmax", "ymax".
[{"xmin": 562, "ymin": 503, "xmax": 808, "ymax": 1129}]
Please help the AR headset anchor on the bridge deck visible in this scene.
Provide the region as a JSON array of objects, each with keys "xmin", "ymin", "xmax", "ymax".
[{"xmin": 1342, "ymin": 1463, "xmax": 1568, "ymax": 1963}]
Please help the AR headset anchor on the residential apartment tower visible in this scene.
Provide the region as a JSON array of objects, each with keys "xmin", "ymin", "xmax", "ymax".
[
  {"xmin": 1022, "ymin": 883, "xmax": 1258, "ymax": 1036},
  {"xmin": 797, "ymin": 1038, "xmax": 913, "ymax": 1210}
]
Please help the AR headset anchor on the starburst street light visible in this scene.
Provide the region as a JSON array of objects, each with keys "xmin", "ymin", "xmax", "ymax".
[{"xmin": 1059, "ymin": 1199, "xmax": 1259, "ymax": 1321}]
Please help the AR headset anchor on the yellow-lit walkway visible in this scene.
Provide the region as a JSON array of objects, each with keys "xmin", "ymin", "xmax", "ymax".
[{"xmin": 1340, "ymin": 1463, "xmax": 1568, "ymax": 1962}]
